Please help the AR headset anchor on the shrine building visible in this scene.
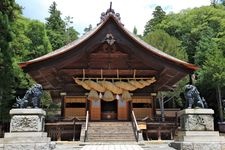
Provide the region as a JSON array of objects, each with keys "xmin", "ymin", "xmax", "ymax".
[{"xmin": 19, "ymin": 5, "xmax": 198, "ymax": 141}]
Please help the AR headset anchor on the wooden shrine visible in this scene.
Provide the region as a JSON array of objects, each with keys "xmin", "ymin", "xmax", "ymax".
[{"xmin": 19, "ymin": 4, "xmax": 198, "ymax": 141}]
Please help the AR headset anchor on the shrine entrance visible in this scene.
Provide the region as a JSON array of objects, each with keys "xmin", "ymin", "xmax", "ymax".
[{"xmin": 101, "ymin": 100, "xmax": 117, "ymax": 120}]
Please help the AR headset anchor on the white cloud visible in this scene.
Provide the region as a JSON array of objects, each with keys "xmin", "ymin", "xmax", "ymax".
[{"xmin": 16, "ymin": 0, "xmax": 210, "ymax": 35}]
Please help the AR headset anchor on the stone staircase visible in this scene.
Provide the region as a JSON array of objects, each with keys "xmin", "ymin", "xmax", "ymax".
[{"xmin": 86, "ymin": 122, "xmax": 136, "ymax": 142}]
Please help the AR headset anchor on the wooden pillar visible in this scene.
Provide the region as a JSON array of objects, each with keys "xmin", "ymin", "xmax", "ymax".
[
  {"xmin": 60, "ymin": 92, "xmax": 67, "ymax": 118},
  {"xmin": 90, "ymin": 100, "xmax": 101, "ymax": 120},
  {"xmin": 151, "ymin": 93, "xmax": 157, "ymax": 118}
]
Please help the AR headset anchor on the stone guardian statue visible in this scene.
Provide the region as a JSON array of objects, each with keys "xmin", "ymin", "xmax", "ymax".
[
  {"xmin": 184, "ymin": 84, "xmax": 207, "ymax": 109},
  {"xmin": 13, "ymin": 84, "xmax": 43, "ymax": 108}
]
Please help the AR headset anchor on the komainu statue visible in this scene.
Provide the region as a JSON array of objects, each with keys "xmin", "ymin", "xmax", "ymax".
[
  {"xmin": 14, "ymin": 84, "xmax": 43, "ymax": 108},
  {"xmin": 184, "ymin": 84, "xmax": 208, "ymax": 109}
]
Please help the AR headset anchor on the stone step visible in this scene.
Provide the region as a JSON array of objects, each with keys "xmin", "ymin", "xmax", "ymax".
[
  {"xmin": 88, "ymin": 126, "xmax": 133, "ymax": 129},
  {"xmin": 87, "ymin": 121, "xmax": 136, "ymax": 142},
  {"xmin": 86, "ymin": 139, "xmax": 136, "ymax": 142},
  {"xmin": 88, "ymin": 127, "xmax": 133, "ymax": 130},
  {"xmin": 88, "ymin": 122, "xmax": 132, "ymax": 126},
  {"xmin": 88, "ymin": 134, "xmax": 135, "ymax": 138},
  {"xmin": 88, "ymin": 135, "xmax": 135, "ymax": 138},
  {"xmin": 55, "ymin": 142, "xmax": 82, "ymax": 150},
  {"xmin": 87, "ymin": 138, "xmax": 136, "ymax": 141},
  {"xmin": 88, "ymin": 130, "xmax": 134, "ymax": 135},
  {"xmin": 88, "ymin": 129, "xmax": 133, "ymax": 132},
  {"xmin": 81, "ymin": 144, "xmax": 143, "ymax": 150},
  {"xmin": 86, "ymin": 137, "xmax": 136, "ymax": 141},
  {"xmin": 87, "ymin": 136, "xmax": 136, "ymax": 139}
]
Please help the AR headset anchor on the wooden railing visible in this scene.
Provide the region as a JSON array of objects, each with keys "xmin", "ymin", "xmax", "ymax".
[
  {"xmin": 146, "ymin": 122, "xmax": 177, "ymax": 140},
  {"xmin": 131, "ymin": 110, "xmax": 140, "ymax": 142},
  {"xmin": 45, "ymin": 117, "xmax": 78, "ymax": 141},
  {"xmin": 84, "ymin": 110, "xmax": 89, "ymax": 142}
]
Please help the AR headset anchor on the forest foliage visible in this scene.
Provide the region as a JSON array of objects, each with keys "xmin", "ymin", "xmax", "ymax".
[
  {"xmin": 0, "ymin": 1, "xmax": 78, "ymax": 122},
  {"xmin": 143, "ymin": 4, "xmax": 225, "ymax": 121}
]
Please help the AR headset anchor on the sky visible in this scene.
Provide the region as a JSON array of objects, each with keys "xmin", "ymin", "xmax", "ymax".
[{"xmin": 16, "ymin": 0, "xmax": 210, "ymax": 35}]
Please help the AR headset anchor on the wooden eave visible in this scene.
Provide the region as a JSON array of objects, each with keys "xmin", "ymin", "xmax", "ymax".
[{"xmin": 19, "ymin": 14, "xmax": 198, "ymax": 93}]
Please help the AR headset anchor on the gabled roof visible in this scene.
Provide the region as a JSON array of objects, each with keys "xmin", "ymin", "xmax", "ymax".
[
  {"xmin": 19, "ymin": 6, "xmax": 198, "ymax": 93},
  {"xmin": 20, "ymin": 13, "xmax": 198, "ymax": 71}
]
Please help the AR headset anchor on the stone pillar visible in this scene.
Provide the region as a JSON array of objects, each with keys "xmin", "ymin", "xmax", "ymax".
[
  {"xmin": 170, "ymin": 109, "xmax": 225, "ymax": 150},
  {"xmin": 2, "ymin": 109, "xmax": 55, "ymax": 150}
]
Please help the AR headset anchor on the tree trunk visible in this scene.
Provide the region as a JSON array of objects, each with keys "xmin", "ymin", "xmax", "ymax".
[{"xmin": 217, "ymin": 85, "xmax": 224, "ymax": 122}]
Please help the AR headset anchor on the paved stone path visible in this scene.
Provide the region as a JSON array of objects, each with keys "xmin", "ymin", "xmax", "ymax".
[
  {"xmin": 81, "ymin": 144, "xmax": 143, "ymax": 150},
  {"xmin": 54, "ymin": 141, "xmax": 176, "ymax": 150}
]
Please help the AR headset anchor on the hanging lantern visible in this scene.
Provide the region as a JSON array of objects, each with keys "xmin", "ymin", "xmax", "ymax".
[
  {"xmin": 102, "ymin": 90, "xmax": 114, "ymax": 101},
  {"xmin": 87, "ymin": 90, "xmax": 99, "ymax": 101},
  {"xmin": 122, "ymin": 90, "xmax": 132, "ymax": 101}
]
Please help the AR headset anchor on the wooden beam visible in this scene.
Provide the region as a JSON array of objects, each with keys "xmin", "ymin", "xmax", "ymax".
[
  {"xmin": 59, "ymin": 69, "xmax": 158, "ymax": 77},
  {"xmin": 153, "ymin": 67, "xmax": 180, "ymax": 90},
  {"xmin": 154, "ymin": 74, "xmax": 172, "ymax": 91}
]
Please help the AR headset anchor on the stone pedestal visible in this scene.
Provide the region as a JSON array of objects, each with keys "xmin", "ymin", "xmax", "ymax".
[
  {"xmin": 10, "ymin": 109, "xmax": 45, "ymax": 132},
  {"xmin": 170, "ymin": 109, "xmax": 225, "ymax": 150},
  {"xmin": 1, "ymin": 109, "xmax": 55, "ymax": 150}
]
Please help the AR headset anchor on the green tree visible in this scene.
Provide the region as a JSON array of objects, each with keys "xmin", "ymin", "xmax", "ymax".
[
  {"xmin": 211, "ymin": 0, "xmax": 225, "ymax": 6},
  {"xmin": 133, "ymin": 26, "xmax": 137, "ymax": 35},
  {"xmin": 64, "ymin": 16, "xmax": 79, "ymax": 43},
  {"xmin": 84, "ymin": 24, "xmax": 92, "ymax": 34},
  {"xmin": 198, "ymin": 48, "xmax": 225, "ymax": 122},
  {"xmin": 194, "ymin": 27, "xmax": 217, "ymax": 66},
  {"xmin": 26, "ymin": 20, "xmax": 52, "ymax": 59},
  {"xmin": 143, "ymin": 29, "xmax": 187, "ymax": 60},
  {"xmin": 0, "ymin": 0, "xmax": 20, "ymax": 122},
  {"xmin": 143, "ymin": 6, "xmax": 166, "ymax": 36},
  {"xmin": 158, "ymin": 6, "xmax": 225, "ymax": 64},
  {"xmin": 11, "ymin": 16, "xmax": 52, "ymax": 89},
  {"xmin": 45, "ymin": 1, "xmax": 66, "ymax": 50},
  {"xmin": 144, "ymin": 29, "xmax": 187, "ymax": 108}
]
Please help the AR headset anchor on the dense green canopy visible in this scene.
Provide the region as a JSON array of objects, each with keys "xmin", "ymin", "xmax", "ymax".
[
  {"xmin": 0, "ymin": 1, "xmax": 79, "ymax": 122},
  {"xmin": 143, "ymin": 4, "xmax": 225, "ymax": 121}
]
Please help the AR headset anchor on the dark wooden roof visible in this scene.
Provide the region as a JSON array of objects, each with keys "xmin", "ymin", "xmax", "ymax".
[{"xmin": 19, "ymin": 8, "xmax": 198, "ymax": 97}]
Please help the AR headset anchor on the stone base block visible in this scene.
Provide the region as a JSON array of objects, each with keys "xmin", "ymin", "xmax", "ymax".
[
  {"xmin": 0, "ymin": 138, "xmax": 3, "ymax": 150},
  {"xmin": 1, "ymin": 109, "xmax": 55, "ymax": 150},
  {"xmin": 10, "ymin": 109, "xmax": 46, "ymax": 132},
  {"xmin": 170, "ymin": 141, "xmax": 225, "ymax": 150},
  {"xmin": 178, "ymin": 109, "xmax": 214, "ymax": 131},
  {"xmin": 175, "ymin": 131, "xmax": 225, "ymax": 142},
  {"xmin": 4, "ymin": 132, "xmax": 47, "ymax": 138},
  {"xmin": 2, "ymin": 132, "xmax": 55, "ymax": 150},
  {"xmin": 171, "ymin": 109, "xmax": 225, "ymax": 149}
]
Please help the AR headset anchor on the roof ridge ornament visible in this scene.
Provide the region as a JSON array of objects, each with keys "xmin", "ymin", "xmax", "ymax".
[{"xmin": 98, "ymin": 2, "xmax": 123, "ymax": 25}]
